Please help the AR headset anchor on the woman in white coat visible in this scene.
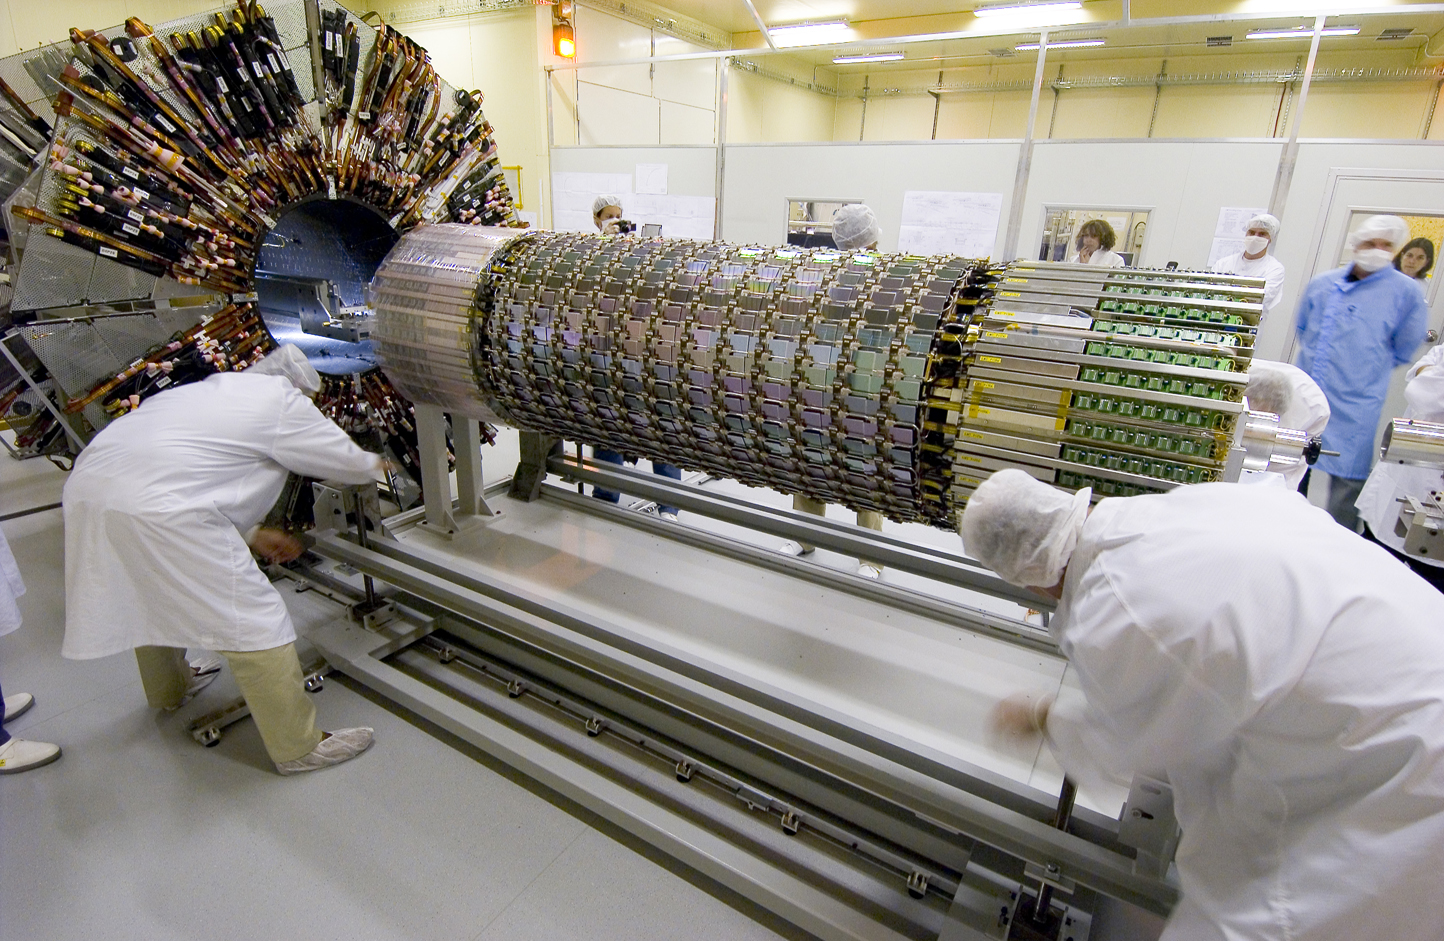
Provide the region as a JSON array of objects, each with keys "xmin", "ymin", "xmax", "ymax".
[
  {"xmin": 1356, "ymin": 343, "xmax": 1444, "ymax": 592},
  {"xmin": 964, "ymin": 469, "xmax": 1444, "ymax": 940},
  {"xmin": 0, "ymin": 525, "xmax": 60, "ymax": 773},
  {"xmin": 1066, "ymin": 219, "xmax": 1126, "ymax": 267},
  {"xmin": 63, "ymin": 345, "xmax": 383, "ymax": 775}
]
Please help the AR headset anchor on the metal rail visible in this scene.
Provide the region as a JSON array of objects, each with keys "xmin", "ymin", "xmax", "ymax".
[
  {"xmin": 544, "ymin": 453, "xmax": 1050, "ymax": 612},
  {"xmin": 308, "ymin": 530, "xmax": 1177, "ymax": 915}
]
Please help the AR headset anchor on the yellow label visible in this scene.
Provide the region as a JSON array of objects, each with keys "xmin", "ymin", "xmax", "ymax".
[
  {"xmin": 961, "ymin": 431, "xmax": 984, "ymax": 440},
  {"xmin": 956, "ymin": 454, "xmax": 981, "ymax": 463},
  {"xmin": 998, "ymin": 291, "xmax": 1020, "ymax": 298},
  {"xmin": 983, "ymin": 331, "xmax": 1009, "ymax": 340},
  {"xmin": 1003, "ymin": 277, "xmax": 1026, "ymax": 283},
  {"xmin": 975, "ymin": 381, "xmax": 995, "ymax": 390},
  {"xmin": 979, "ymin": 355, "xmax": 1002, "ymax": 364}
]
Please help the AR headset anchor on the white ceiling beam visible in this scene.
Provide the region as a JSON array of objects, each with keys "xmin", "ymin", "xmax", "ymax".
[{"xmin": 740, "ymin": 0, "xmax": 777, "ymax": 51}]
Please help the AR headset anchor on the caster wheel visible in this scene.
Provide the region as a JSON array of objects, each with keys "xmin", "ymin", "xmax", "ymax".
[
  {"xmin": 200, "ymin": 727, "xmax": 222, "ymax": 747},
  {"xmin": 304, "ymin": 674, "xmax": 325, "ymax": 693}
]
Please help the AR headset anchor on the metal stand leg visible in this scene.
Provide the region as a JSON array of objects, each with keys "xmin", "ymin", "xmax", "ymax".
[
  {"xmin": 510, "ymin": 430, "xmax": 561, "ymax": 502},
  {"xmin": 414, "ymin": 404, "xmax": 499, "ymax": 536}
]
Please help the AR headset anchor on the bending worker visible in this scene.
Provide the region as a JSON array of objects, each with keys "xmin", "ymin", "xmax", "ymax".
[
  {"xmin": 62, "ymin": 345, "xmax": 379, "ymax": 776},
  {"xmin": 1295, "ymin": 214, "xmax": 1429, "ymax": 530},
  {"xmin": 589, "ymin": 194, "xmax": 684, "ymax": 519},
  {"xmin": 1212, "ymin": 212, "xmax": 1286, "ymax": 312},
  {"xmin": 963, "ymin": 468, "xmax": 1444, "ymax": 940},
  {"xmin": 1244, "ymin": 358, "xmax": 1330, "ymax": 490},
  {"xmin": 780, "ymin": 202, "xmax": 886, "ymax": 579},
  {"xmin": 1356, "ymin": 342, "xmax": 1444, "ymax": 593}
]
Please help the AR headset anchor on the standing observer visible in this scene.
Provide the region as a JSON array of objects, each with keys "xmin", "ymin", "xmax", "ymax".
[
  {"xmin": 62, "ymin": 345, "xmax": 380, "ymax": 776},
  {"xmin": 964, "ymin": 468, "xmax": 1444, "ymax": 941},
  {"xmin": 1212, "ymin": 212, "xmax": 1286, "ymax": 312},
  {"xmin": 1294, "ymin": 214, "xmax": 1429, "ymax": 529}
]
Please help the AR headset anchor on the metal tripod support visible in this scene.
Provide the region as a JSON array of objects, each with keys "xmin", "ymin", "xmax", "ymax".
[{"xmin": 414, "ymin": 402, "xmax": 497, "ymax": 535}]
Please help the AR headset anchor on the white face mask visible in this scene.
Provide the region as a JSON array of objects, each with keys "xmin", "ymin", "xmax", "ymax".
[
  {"xmin": 1352, "ymin": 247, "xmax": 1393, "ymax": 273},
  {"xmin": 1242, "ymin": 235, "xmax": 1269, "ymax": 255}
]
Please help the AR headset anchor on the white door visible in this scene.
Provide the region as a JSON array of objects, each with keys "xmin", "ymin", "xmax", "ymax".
[{"xmin": 1284, "ymin": 168, "xmax": 1444, "ymax": 454}]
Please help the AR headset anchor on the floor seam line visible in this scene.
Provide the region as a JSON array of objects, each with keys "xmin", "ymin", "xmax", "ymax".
[{"xmin": 467, "ymin": 826, "xmax": 591, "ymax": 941}]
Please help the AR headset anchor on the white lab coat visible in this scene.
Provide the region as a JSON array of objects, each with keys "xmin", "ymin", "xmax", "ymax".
[
  {"xmin": 1212, "ymin": 251, "xmax": 1286, "ymax": 312},
  {"xmin": 62, "ymin": 373, "xmax": 381, "ymax": 658},
  {"xmin": 1046, "ymin": 482, "xmax": 1444, "ymax": 940},
  {"xmin": 1356, "ymin": 344, "xmax": 1444, "ymax": 567},
  {"xmin": 1066, "ymin": 248, "xmax": 1126, "ymax": 268},
  {"xmin": 1245, "ymin": 359, "xmax": 1330, "ymax": 488},
  {"xmin": 0, "ymin": 526, "xmax": 23, "ymax": 637}
]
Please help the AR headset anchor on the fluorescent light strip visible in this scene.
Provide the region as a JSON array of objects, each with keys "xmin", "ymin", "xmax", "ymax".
[
  {"xmin": 833, "ymin": 52, "xmax": 906, "ymax": 63},
  {"xmin": 974, "ymin": 1, "xmax": 1082, "ymax": 16},
  {"xmin": 768, "ymin": 20, "xmax": 850, "ymax": 48},
  {"xmin": 1015, "ymin": 38, "xmax": 1104, "ymax": 49},
  {"xmin": 1245, "ymin": 26, "xmax": 1360, "ymax": 38}
]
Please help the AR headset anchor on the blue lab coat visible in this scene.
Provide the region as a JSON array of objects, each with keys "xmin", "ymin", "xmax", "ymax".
[{"xmin": 1294, "ymin": 265, "xmax": 1429, "ymax": 479}]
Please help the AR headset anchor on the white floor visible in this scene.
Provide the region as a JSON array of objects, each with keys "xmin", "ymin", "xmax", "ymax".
[{"xmin": 0, "ymin": 452, "xmax": 806, "ymax": 941}]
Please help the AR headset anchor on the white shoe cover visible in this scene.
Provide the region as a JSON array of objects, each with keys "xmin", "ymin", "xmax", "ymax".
[
  {"xmin": 0, "ymin": 738, "xmax": 61, "ymax": 774},
  {"xmin": 3, "ymin": 692, "xmax": 34, "ymax": 722},
  {"xmin": 275, "ymin": 727, "xmax": 374, "ymax": 776},
  {"xmin": 857, "ymin": 562, "xmax": 883, "ymax": 580}
]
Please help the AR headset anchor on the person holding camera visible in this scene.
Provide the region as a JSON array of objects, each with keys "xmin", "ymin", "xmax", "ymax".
[{"xmin": 588, "ymin": 195, "xmax": 684, "ymax": 519}]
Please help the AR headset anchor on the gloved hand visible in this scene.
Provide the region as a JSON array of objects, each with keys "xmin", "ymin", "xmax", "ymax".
[{"xmin": 250, "ymin": 526, "xmax": 305, "ymax": 564}]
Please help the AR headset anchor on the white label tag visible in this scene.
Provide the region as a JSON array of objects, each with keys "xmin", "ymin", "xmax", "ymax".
[
  {"xmin": 127, "ymin": 209, "xmax": 144, "ymax": 223},
  {"xmin": 268, "ymin": 54, "xmax": 281, "ymax": 73},
  {"xmin": 216, "ymin": 76, "xmax": 229, "ymax": 94},
  {"xmin": 154, "ymin": 114, "xmax": 177, "ymax": 133},
  {"xmin": 250, "ymin": 60, "xmax": 265, "ymax": 79},
  {"xmin": 133, "ymin": 187, "xmax": 149, "ymax": 200},
  {"xmin": 325, "ymin": 32, "xmax": 334, "ymax": 52},
  {"xmin": 99, "ymin": 246, "xmax": 119, "ymax": 258},
  {"xmin": 357, "ymin": 111, "xmax": 370, "ymax": 120},
  {"xmin": 155, "ymin": 375, "xmax": 171, "ymax": 388},
  {"xmin": 122, "ymin": 165, "xmax": 140, "ymax": 180},
  {"xmin": 122, "ymin": 223, "xmax": 140, "ymax": 235}
]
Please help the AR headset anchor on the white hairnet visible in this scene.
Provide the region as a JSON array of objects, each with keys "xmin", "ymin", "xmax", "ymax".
[
  {"xmin": 833, "ymin": 204, "xmax": 881, "ymax": 251},
  {"xmin": 1245, "ymin": 367, "xmax": 1292, "ymax": 417},
  {"xmin": 592, "ymin": 194, "xmax": 623, "ymax": 217},
  {"xmin": 1347, "ymin": 215, "xmax": 1410, "ymax": 252},
  {"xmin": 960, "ymin": 469, "xmax": 1092, "ymax": 588},
  {"xmin": 248, "ymin": 343, "xmax": 322, "ymax": 395},
  {"xmin": 1246, "ymin": 213, "xmax": 1279, "ymax": 240}
]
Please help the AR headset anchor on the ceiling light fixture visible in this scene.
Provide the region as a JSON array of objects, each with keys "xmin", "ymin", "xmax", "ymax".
[
  {"xmin": 1015, "ymin": 37, "xmax": 1104, "ymax": 50},
  {"xmin": 832, "ymin": 52, "xmax": 905, "ymax": 64},
  {"xmin": 768, "ymin": 20, "xmax": 850, "ymax": 48},
  {"xmin": 974, "ymin": 1, "xmax": 1083, "ymax": 16},
  {"xmin": 1245, "ymin": 25, "xmax": 1360, "ymax": 39}
]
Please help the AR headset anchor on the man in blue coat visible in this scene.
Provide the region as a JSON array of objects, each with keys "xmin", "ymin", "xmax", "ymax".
[{"xmin": 1295, "ymin": 215, "xmax": 1429, "ymax": 530}]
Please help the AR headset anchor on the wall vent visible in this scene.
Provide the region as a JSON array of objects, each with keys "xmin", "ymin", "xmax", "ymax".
[
  {"xmin": 1206, "ymin": 35, "xmax": 1233, "ymax": 47},
  {"xmin": 1377, "ymin": 27, "xmax": 1414, "ymax": 40}
]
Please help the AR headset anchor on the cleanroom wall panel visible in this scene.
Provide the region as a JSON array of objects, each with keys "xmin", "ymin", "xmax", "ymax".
[
  {"xmin": 577, "ymin": 82, "xmax": 660, "ymax": 145},
  {"xmin": 573, "ymin": 5, "xmax": 651, "ymax": 97},
  {"xmin": 548, "ymin": 146, "xmax": 718, "ymax": 197},
  {"xmin": 861, "ymin": 95, "xmax": 939, "ymax": 142},
  {"xmin": 720, "ymin": 140, "xmax": 1021, "ymax": 251},
  {"xmin": 934, "ymin": 94, "xmax": 1000, "ymax": 141},
  {"xmin": 660, "ymin": 100, "xmax": 715, "ymax": 145},
  {"xmin": 1151, "ymin": 84, "xmax": 1286, "ymax": 139},
  {"xmin": 728, "ymin": 70, "xmax": 836, "ymax": 144},
  {"xmin": 1299, "ymin": 83, "xmax": 1439, "ymax": 141},
  {"xmin": 1021, "ymin": 138, "xmax": 1282, "ymax": 274},
  {"xmin": 653, "ymin": 35, "xmax": 716, "ymax": 110},
  {"xmin": 1049, "ymin": 86, "xmax": 1155, "ymax": 139}
]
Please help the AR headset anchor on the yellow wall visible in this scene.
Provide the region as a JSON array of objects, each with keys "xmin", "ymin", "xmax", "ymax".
[{"xmin": 727, "ymin": 67, "xmax": 835, "ymax": 143}]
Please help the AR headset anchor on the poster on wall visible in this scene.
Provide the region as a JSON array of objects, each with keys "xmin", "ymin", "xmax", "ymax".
[
  {"xmin": 551, "ymin": 171, "xmax": 635, "ymax": 232},
  {"xmin": 1208, "ymin": 206, "xmax": 1268, "ymax": 268},
  {"xmin": 896, "ymin": 191, "xmax": 1003, "ymax": 258}
]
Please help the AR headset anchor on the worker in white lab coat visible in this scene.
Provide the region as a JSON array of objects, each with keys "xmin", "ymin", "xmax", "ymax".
[
  {"xmin": 963, "ymin": 468, "xmax": 1444, "ymax": 940},
  {"xmin": 1356, "ymin": 343, "xmax": 1444, "ymax": 592},
  {"xmin": 1065, "ymin": 219, "xmax": 1126, "ymax": 267},
  {"xmin": 780, "ymin": 202, "xmax": 887, "ymax": 578},
  {"xmin": 62, "ymin": 345, "xmax": 382, "ymax": 775},
  {"xmin": 0, "ymin": 525, "xmax": 60, "ymax": 774},
  {"xmin": 1211, "ymin": 212, "xmax": 1287, "ymax": 313},
  {"xmin": 1244, "ymin": 358, "xmax": 1330, "ymax": 490}
]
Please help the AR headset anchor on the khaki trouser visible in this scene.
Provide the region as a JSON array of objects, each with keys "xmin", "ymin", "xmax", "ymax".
[
  {"xmin": 135, "ymin": 643, "xmax": 324, "ymax": 764},
  {"xmin": 791, "ymin": 494, "xmax": 884, "ymax": 564}
]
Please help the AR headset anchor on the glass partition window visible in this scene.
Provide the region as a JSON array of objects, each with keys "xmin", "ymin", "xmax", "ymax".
[
  {"xmin": 1039, "ymin": 207, "xmax": 1150, "ymax": 266},
  {"xmin": 1337, "ymin": 210, "xmax": 1442, "ymax": 303},
  {"xmin": 787, "ymin": 199, "xmax": 863, "ymax": 249}
]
